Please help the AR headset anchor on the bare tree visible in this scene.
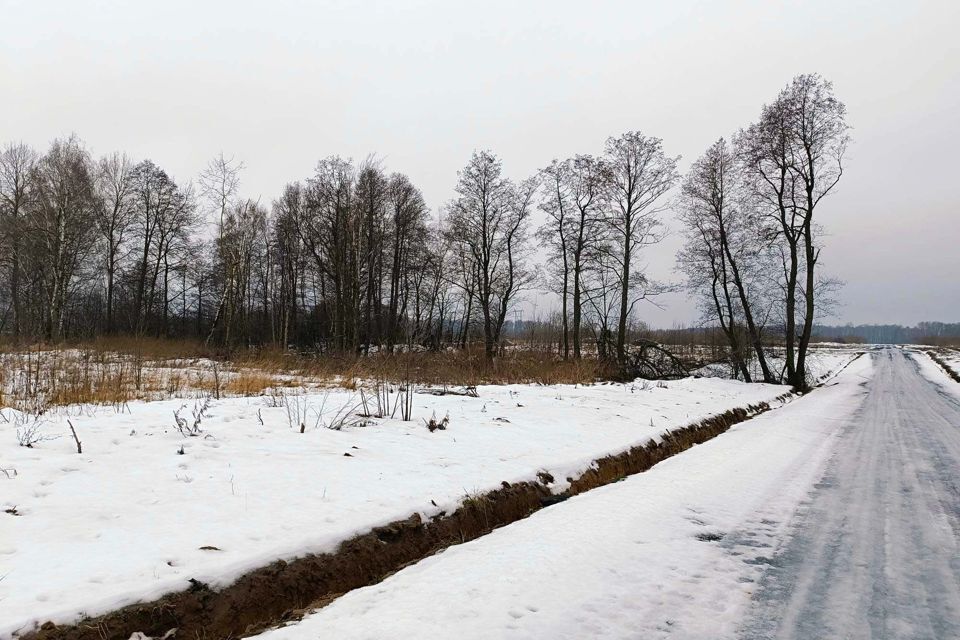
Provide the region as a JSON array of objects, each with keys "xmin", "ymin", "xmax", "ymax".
[
  {"xmin": 297, "ymin": 156, "xmax": 360, "ymax": 352},
  {"xmin": 199, "ymin": 154, "xmax": 244, "ymax": 345},
  {"xmin": 27, "ymin": 136, "xmax": 99, "ymax": 340},
  {"xmin": 740, "ymin": 74, "xmax": 849, "ymax": 389},
  {"xmin": 217, "ymin": 198, "xmax": 266, "ymax": 344},
  {"xmin": 787, "ymin": 75, "xmax": 849, "ymax": 388},
  {"xmin": 129, "ymin": 160, "xmax": 195, "ymax": 335},
  {"xmin": 603, "ymin": 132, "xmax": 679, "ymax": 366},
  {"xmin": 0, "ymin": 142, "xmax": 38, "ymax": 336},
  {"xmin": 355, "ymin": 159, "xmax": 388, "ymax": 352},
  {"xmin": 94, "ymin": 152, "xmax": 136, "ymax": 333},
  {"xmin": 537, "ymin": 159, "xmax": 573, "ymax": 358},
  {"xmin": 444, "ymin": 151, "xmax": 537, "ymax": 360},
  {"xmin": 270, "ymin": 183, "xmax": 307, "ymax": 346},
  {"xmin": 565, "ymin": 155, "xmax": 608, "ymax": 359},
  {"xmin": 384, "ymin": 173, "xmax": 428, "ymax": 351},
  {"xmin": 678, "ymin": 138, "xmax": 775, "ymax": 382}
]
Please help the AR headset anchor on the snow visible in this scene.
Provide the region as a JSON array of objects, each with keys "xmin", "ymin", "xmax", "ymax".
[
  {"xmin": 909, "ymin": 348, "xmax": 960, "ymax": 399},
  {"xmin": 0, "ymin": 373, "xmax": 795, "ymax": 636},
  {"xmin": 938, "ymin": 348, "xmax": 960, "ymax": 378},
  {"xmin": 693, "ymin": 345, "xmax": 859, "ymax": 383},
  {"xmin": 251, "ymin": 354, "xmax": 873, "ymax": 640}
]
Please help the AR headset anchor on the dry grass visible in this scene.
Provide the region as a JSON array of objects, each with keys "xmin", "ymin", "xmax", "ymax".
[
  {"xmin": 0, "ymin": 338, "xmax": 613, "ymax": 412},
  {"xmin": 78, "ymin": 335, "xmax": 217, "ymax": 360},
  {"xmin": 223, "ymin": 371, "xmax": 282, "ymax": 397},
  {"xmin": 234, "ymin": 346, "xmax": 613, "ymax": 388}
]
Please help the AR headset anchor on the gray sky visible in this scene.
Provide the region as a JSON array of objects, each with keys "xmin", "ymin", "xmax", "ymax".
[{"xmin": 2, "ymin": 0, "xmax": 958, "ymax": 327}]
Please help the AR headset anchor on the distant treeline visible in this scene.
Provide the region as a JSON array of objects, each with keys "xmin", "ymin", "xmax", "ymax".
[{"xmin": 812, "ymin": 322, "xmax": 960, "ymax": 345}]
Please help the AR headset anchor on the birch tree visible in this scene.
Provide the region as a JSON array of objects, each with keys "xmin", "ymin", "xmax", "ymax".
[{"xmin": 28, "ymin": 136, "xmax": 99, "ymax": 339}]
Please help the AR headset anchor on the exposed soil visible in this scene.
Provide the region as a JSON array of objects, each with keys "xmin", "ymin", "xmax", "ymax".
[{"xmin": 19, "ymin": 393, "xmax": 792, "ymax": 640}]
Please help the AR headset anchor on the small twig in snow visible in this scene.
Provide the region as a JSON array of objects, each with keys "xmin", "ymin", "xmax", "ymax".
[{"xmin": 67, "ymin": 420, "xmax": 82, "ymax": 454}]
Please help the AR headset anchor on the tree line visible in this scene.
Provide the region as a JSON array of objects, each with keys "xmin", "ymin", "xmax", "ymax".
[
  {"xmin": 813, "ymin": 322, "xmax": 960, "ymax": 345},
  {"xmin": 0, "ymin": 73, "xmax": 849, "ymax": 388},
  {"xmin": 0, "ymin": 134, "xmax": 680, "ymax": 366}
]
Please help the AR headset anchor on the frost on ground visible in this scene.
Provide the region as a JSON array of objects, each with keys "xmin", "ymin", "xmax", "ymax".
[
  {"xmin": 0, "ymin": 372, "xmax": 792, "ymax": 636},
  {"xmin": 251, "ymin": 355, "xmax": 873, "ymax": 640}
]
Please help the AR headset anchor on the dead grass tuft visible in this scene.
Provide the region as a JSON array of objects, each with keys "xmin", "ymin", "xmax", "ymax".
[{"xmin": 223, "ymin": 372, "xmax": 280, "ymax": 397}]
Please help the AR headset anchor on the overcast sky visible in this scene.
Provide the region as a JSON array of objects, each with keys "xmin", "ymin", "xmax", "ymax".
[{"xmin": 2, "ymin": 0, "xmax": 957, "ymax": 327}]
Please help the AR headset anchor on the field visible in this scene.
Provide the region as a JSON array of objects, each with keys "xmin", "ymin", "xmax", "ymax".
[{"xmin": 0, "ymin": 343, "xmax": 860, "ymax": 638}]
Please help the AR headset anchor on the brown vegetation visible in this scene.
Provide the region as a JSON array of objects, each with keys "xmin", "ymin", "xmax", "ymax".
[{"xmin": 0, "ymin": 338, "xmax": 614, "ymax": 412}]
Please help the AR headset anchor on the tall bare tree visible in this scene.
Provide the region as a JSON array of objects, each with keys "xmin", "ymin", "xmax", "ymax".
[
  {"xmin": 603, "ymin": 132, "xmax": 679, "ymax": 365},
  {"xmin": 129, "ymin": 160, "xmax": 195, "ymax": 335},
  {"xmin": 199, "ymin": 154, "xmax": 244, "ymax": 345},
  {"xmin": 355, "ymin": 159, "xmax": 388, "ymax": 352},
  {"xmin": 271, "ymin": 183, "xmax": 307, "ymax": 347},
  {"xmin": 445, "ymin": 151, "xmax": 537, "ymax": 360},
  {"xmin": 298, "ymin": 156, "xmax": 360, "ymax": 351},
  {"xmin": 94, "ymin": 152, "xmax": 136, "ymax": 333},
  {"xmin": 537, "ymin": 159, "xmax": 574, "ymax": 358},
  {"xmin": 740, "ymin": 74, "xmax": 849, "ymax": 389},
  {"xmin": 28, "ymin": 136, "xmax": 99, "ymax": 340},
  {"xmin": 385, "ymin": 172, "xmax": 428, "ymax": 351},
  {"xmin": 565, "ymin": 155, "xmax": 608, "ymax": 359},
  {"xmin": 678, "ymin": 138, "xmax": 775, "ymax": 382},
  {"xmin": 0, "ymin": 142, "xmax": 38, "ymax": 336}
]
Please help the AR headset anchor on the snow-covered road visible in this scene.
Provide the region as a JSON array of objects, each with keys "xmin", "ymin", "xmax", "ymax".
[
  {"xmin": 741, "ymin": 348, "xmax": 960, "ymax": 639},
  {"xmin": 260, "ymin": 350, "xmax": 959, "ymax": 639}
]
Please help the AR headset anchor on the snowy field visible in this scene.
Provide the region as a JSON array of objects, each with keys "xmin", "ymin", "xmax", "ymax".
[
  {"xmin": 252, "ymin": 354, "xmax": 874, "ymax": 640},
  {"xmin": 0, "ymin": 348, "xmax": 856, "ymax": 636}
]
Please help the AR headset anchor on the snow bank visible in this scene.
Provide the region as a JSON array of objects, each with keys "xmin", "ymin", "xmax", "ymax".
[{"xmin": 909, "ymin": 349, "xmax": 960, "ymax": 398}]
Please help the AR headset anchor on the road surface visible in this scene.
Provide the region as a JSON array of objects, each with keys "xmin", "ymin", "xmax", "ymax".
[{"xmin": 741, "ymin": 348, "xmax": 960, "ymax": 639}]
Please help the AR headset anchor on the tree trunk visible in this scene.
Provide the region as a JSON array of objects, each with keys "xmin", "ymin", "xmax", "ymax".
[{"xmin": 616, "ymin": 229, "xmax": 631, "ymax": 365}]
